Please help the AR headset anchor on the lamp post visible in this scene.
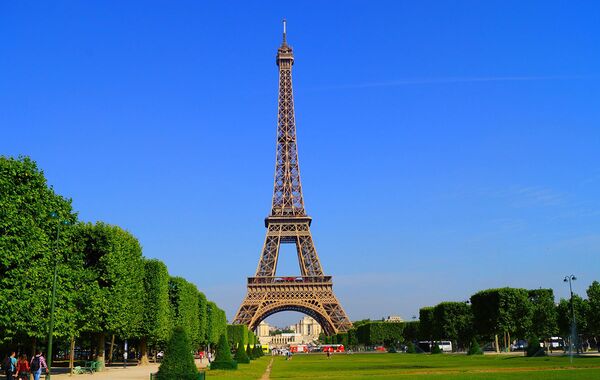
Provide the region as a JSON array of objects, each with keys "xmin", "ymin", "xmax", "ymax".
[
  {"xmin": 47, "ymin": 212, "xmax": 70, "ymax": 380},
  {"xmin": 563, "ymin": 274, "xmax": 577, "ymax": 357}
]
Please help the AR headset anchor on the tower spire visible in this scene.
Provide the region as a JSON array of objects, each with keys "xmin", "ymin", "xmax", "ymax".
[{"xmin": 282, "ymin": 18, "xmax": 287, "ymax": 45}]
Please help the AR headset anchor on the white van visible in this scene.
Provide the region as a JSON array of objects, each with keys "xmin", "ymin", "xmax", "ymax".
[{"xmin": 437, "ymin": 341, "xmax": 453, "ymax": 352}]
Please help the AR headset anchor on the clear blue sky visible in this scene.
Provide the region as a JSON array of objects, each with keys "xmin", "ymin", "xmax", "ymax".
[{"xmin": 2, "ymin": 1, "xmax": 599, "ymax": 327}]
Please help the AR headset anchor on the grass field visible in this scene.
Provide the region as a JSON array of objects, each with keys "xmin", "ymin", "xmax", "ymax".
[{"xmin": 208, "ymin": 353, "xmax": 600, "ymax": 380}]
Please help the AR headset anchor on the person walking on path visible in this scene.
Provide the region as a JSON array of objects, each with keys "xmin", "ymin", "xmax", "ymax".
[
  {"xmin": 3, "ymin": 351, "xmax": 17, "ymax": 380},
  {"xmin": 30, "ymin": 351, "xmax": 48, "ymax": 380},
  {"xmin": 15, "ymin": 354, "xmax": 30, "ymax": 380}
]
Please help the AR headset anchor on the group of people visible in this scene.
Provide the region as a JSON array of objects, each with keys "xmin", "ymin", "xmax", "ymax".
[{"xmin": 2, "ymin": 351, "xmax": 48, "ymax": 380}]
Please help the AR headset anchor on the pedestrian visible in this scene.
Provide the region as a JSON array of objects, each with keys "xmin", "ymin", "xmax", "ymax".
[
  {"xmin": 326, "ymin": 349, "xmax": 331, "ymax": 359},
  {"xmin": 3, "ymin": 351, "xmax": 17, "ymax": 380},
  {"xmin": 15, "ymin": 354, "xmax": 30, "ymax": 380},
  {"xmin": 30, "ymin": 351, "xmax": 48, "ymax": 380}
]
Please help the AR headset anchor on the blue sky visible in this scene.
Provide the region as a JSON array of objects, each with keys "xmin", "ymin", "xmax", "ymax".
[{"xmin": 2, "ymin": 1, "xmax": 599, "ymax": 327}]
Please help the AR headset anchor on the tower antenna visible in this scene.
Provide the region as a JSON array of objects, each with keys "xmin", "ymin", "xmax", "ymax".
[{"xmin": 282, "ymin": 18, "xmax": 287, "ymax": 44}]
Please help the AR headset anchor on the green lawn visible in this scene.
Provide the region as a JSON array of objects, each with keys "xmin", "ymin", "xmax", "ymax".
[{"xmin": 207, "ymin": 353, "xmax": 600, "ymax": 380}]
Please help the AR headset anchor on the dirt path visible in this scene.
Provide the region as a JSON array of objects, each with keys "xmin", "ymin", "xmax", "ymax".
[
  {"xmin": 259, "ymin": 358, "xmax": 274, "ymax": 380},
  {"xmin": 52, "ymin": 364, "xmax": 160, "ymax": 380}
]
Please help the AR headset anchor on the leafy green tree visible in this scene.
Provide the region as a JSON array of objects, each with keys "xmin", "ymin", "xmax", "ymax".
[
  {"xmin": 156, "ymin": 326, "xmax": 199, "ymax": 380},
  {"xmin": 140, "ymin": 259, "xmax": 172, "ymax": 364},
  {"xmin": 557, "ymin": 295, "xmax": 589, "ymax": 348},
  {"xmin": 402, "ymin": 321, "xmax": 420, "ymax": 343},
  {"xmin": 586, "ymin": 281, "xmax": 600, "ymax": 352},
  {"xmin": 210, "ymin": 333, "xmax": 237, "ymax": 370},
  {"xmin": 227, "ymin": 325, "xmax": 248, "ymax": 347},
  {"xmin": 356, "ymin": 322, "xmax": 404, "ymax": 347},
  {"xmin": 197, "ymin": 292, "xmax": 208, "ymax": 345},
  {"xmin": 169, "ymin": 277, "xmax": 200, "ymax": 349},
  {"xmin": 206, "ymin": 302, "xmax": 221, "ymax": 346},
  {"xmin": 470, "ymin": 288, "xmax": 532, "ymax": 350},
  {"xmin": 0, "ymin": 156, "xmax": 80, "ymax": 349},
  {"xmin": 75, "ymin": 222, "xmax": 145, "ymax": 366},
  {"xmin": 528, "ymin": 289, "xmax": 558, "ymax": 341},
  {"xmin": 418, "ymin": 307, "xmax": 435, "ymax": 343},
  {"xmin": 433, "ymin": 302, "xmax": 472, "ymax": 351}
]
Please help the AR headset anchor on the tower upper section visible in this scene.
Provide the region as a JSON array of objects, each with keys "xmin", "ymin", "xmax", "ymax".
[{"xmin": 270, "ymin": 20, "xmax": 307, "ymax": 218}]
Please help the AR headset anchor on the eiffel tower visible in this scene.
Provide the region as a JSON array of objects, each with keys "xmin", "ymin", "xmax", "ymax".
[{"xmin": 233, "ymin": 21, "xmax": 352, "ymax": 335}]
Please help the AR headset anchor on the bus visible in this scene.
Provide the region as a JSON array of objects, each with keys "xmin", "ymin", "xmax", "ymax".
[
  {"xmin": 290, "ymin": 344, "xmax": 309, "ymax": 353},
  {"xmin": 320, "ymin": 344, "xmax": 345, "ymax": 353}
]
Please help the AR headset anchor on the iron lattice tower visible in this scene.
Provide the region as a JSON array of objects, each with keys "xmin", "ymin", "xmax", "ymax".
[{"xmin": 233, "ymin": 21, "xmax": 352, "ymax": 335}]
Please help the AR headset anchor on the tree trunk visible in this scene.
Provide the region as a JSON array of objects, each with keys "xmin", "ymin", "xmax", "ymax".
[
  {"xmin": 107, "ymin": 335, "xmax": 115, "ymax": 365},
  {"xmin": 494, "ymin": 334, "xmax": 500, "ymax": 353},
  {"xmin": 507, "ymin": 332, "xmax": 511, "ymax": 352},
  {"xmin": 69, "ymin": 337, "xmax": 75, "ymax": 376},
  {"xmin": 96, "ymin": 333, "xmax": 106, "ymax": 370},
  {"xmin": 140, "ymin": 337, "xmax": 149, "ymax": 365},
  {"xmin": 31, "ymin": 337, "xmax": 37, "ymax": 357}
]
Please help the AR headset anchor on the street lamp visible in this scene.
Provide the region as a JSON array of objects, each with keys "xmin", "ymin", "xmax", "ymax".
[
  {"xmin": 563, "ymin": 274, "xmax": 577, "ymax": 357},
  {"xmin": 47, "ymin": 212, "xmax": 70, "ymax": 380}
]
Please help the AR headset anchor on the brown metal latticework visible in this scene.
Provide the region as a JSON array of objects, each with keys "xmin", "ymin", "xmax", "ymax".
[{"xmin": 233, "ymin": 22, "xmax": 352, "ymax": 335}]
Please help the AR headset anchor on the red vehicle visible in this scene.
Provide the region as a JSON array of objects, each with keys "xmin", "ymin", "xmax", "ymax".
[
  {"xmin": 290, "ymin": 344, "xmax": 309, "ymax": 353},
  {"xmin": 321, "ymin": 344, "xmax": 345, "ymax": 353}
]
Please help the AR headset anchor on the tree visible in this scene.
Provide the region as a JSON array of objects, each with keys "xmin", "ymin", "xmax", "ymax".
[
  {"xmin": 227, "ymin": 325, "xmax": 248, "ymax": 348},
  {"xmin": 197, "ymin": 292, "xmax": 208, "ymax": 346},
  {"xmin": 210, "ymin": 333, "xmax": 237, "ymax": 370},
  {"xmin": 470, "ymin": 288, "xmax": 532, "ymax": 351},
  {"xmin": 0, "ymin": 156, "xmax": 80, "ymax": 349},
  {"xmin": 528, "ymin": 289, "xmax": 558, "ymax": 341},
  {"xmin": 169, "ymin": 277, "xmax": 200, "ymax": 350},
  {"xmin": 140, "ymin": 259, "xmax": 172, "ymax": 364},
  {"xmin": 557, "ymin": 295, "xmax": 589, "ymax": 350},
  {"xmin": 156, "ymin": 326, "xmax": 199, "ymax": 380},
  {"xmin": 356, "ymin": 322, "xmax": 404, "ymax": 347},
  {"xmin": 418, "ymin": 307, "xmax": 435, "ymax": 343},
  {"xmin": 586, "ymin": 281, "xmax": 600, "ymax": 352},
  {"xmin": 432, "ymin": 302, "xmax": 472, "ymax": 351},
  {"xmin": 402, "ymin": 321, "xmax": 419, "ymax": 344},
  {"xmin": 245, "ymin": 343, "xmax": 254, "ymax": 360},
  {"xmin": 75, "ymin": 222, "xmax": 145, "ymax": 367}
]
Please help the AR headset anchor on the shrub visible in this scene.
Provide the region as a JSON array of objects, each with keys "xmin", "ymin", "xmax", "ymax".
[
  {"xmin": 526, "ymin": 336, "xmax": 546, "ymax": 357},
  {"xmin": 431, "ymin": 344, "xmax": 442, "ymax": 354},
  {"xmin": 406, "ymin": 342, "xmax": 416, "ymax": 353},
  {"xmin": 388, "ymin": 346, "xmax": 397, "ymax": 353},
  {"xmin": 156, "ymin": 326, "xmax": 199, "ymax": 380},
  {"xmin": 246, "ymin": 343, "xmax": 254, "ymax": 360},
  {"xmin": 467, "ymin": 337, "xmax": 483, "ymax": 355},
  {"xmin": 234, "ymin": 342, "xmax": 250, "ymax": 364},
  {"xmin": 210, "ymin": 333, "xmax": 238, "ymax": 370},
  {"xmin": 253, "ymin": 344, "xmax": 264, "ymax": 358}
]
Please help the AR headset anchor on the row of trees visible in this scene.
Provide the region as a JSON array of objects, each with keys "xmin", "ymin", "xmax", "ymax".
[
  {"xmin": 321, "ymin": 284, "xmax": 600, "ymax": 353},
  {"xmin": 0, "ymin": 156, "xmax": 227, "ymax": 365}
]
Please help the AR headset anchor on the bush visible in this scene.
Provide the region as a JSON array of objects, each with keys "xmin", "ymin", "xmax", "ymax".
[
  {"xmin": 156, "ymin": 326, "xmax": 199, "ymax": 380},
  {"xmin": 526, "ymin": 336, "xmax": 546, "ymax": 357},
  {"xmin": 246, "ymin": 343, "xmax": 254, "ymax": 360},
  {"xmin": 431, "ymin": 344, "xmax": 442, "ymax": 354},
  {"xmin": 234, "ymin": 342, "xmax": 250, "ymax": 364},
  {"xmin": 210, "ymin": 333, "xmax": 238, "ymax": 370},
  {"xmin": 406, "ymin": 342, "xmax": 416, "ymax": 354},
  {"xmin": 253, "ymin": 344, "xmax": 263, "ymax": 358},
  {"xmin": 467, "ymin": 337, "xmax": 483, "ymax": 355}
]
